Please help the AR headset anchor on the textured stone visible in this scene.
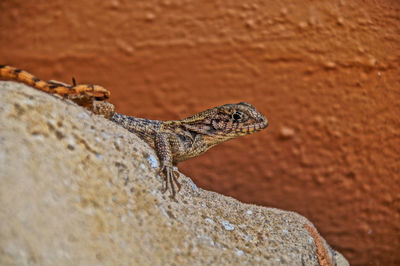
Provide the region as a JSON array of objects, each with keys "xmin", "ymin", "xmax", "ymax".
[{"xmin": 0, "ymin": 82, "xmax": 348, "ymax": 266}]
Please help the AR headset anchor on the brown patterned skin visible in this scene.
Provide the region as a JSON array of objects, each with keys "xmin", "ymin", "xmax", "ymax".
[{"xmin": 1, "ymin": 65, "xmax": 269, "ymax": 198}]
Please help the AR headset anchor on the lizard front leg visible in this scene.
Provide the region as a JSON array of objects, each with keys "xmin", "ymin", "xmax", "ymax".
[{"xmin": 155, "ymin": 132, "xmax": 181, "ymax": 198}]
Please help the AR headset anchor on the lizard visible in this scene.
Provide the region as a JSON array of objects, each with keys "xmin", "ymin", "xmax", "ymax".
[{"xmin": 0, "ymin": 65, "xmax": 269, "ymax": 198}]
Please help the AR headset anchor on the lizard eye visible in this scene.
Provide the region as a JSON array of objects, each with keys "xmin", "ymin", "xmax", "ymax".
[{"xmin": 232, "ymin": 112, "xmax": 242, "ymax": 121}]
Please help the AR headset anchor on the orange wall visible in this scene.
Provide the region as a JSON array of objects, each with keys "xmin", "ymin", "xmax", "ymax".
[{"xmin": 1, "ymin": 0, "xmax": 399, "ymax": 265}]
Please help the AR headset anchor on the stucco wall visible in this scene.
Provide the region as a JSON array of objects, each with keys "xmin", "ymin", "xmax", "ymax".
[{"xmin": 1, "ymin": 0, "xmax": 399, "ymax": 265}]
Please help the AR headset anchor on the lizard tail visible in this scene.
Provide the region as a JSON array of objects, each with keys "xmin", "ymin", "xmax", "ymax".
[
  {"xmin": 0, "ymin": 65, "xmax": 51, "ymax": 93},
  {"xmin": 0, "ymin": 65, "xmax": 111, "ymax": 100}
]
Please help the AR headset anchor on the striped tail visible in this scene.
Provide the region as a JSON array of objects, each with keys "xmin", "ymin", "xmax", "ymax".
[
  {"xmin": 0, "ymin": 65, "xmax": 111, "ymax": 100},
  {"xmin": 0, "ymin": 65, "xmax": 51, "ymax": 93}
]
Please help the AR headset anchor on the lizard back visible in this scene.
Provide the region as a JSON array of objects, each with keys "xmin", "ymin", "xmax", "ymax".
[{"xmin": 111, "ymin": 113, "xmax": 162, "ymax": 148}]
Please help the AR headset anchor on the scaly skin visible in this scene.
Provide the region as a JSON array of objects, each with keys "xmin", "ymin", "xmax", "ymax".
[
  {"xmin": 1, "ymin": 65, "xmax": 269, "ymax": 198},
  {"xmin": 111, "ymin": 103, "xmax": 268, "ymax": 197}
]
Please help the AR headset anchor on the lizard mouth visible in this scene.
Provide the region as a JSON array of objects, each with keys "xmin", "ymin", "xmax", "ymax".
[
  {"xmin": 245, "ymin": 118, "xmax": 269, "ymax": 134},
  {"xmin": 224, "ymin": 118, "xmax": 268, "ymax": 137}
]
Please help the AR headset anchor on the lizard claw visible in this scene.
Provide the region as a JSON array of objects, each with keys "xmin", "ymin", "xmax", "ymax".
[{"xmin": 160, "ymin": 166, "xmax": 181, "ymax": 198}]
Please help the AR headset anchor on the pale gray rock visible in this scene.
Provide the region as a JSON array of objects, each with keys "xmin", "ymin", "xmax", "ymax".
[{"xmin": 0, "ymin": 81, "xmax": 349, "ymax": 266}]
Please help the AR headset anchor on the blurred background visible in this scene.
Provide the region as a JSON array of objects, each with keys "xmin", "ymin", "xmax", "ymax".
[{"xmin": 1, "ymin": 0, "xmax": 399, "ymax": 265}]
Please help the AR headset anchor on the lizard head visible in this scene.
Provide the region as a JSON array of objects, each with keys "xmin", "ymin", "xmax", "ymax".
[
  {"xmin": 211, "ymin": 102, "xmax": 268, "ymax": 138},
  {"xmin": 181, "ymin": 102, "xmax": 268, "ymax": 146}
]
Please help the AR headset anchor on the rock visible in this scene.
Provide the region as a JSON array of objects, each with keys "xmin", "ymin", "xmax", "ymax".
[{"xmin": 0, "ymin": 81, "xmax": 349, "ymax": 266}]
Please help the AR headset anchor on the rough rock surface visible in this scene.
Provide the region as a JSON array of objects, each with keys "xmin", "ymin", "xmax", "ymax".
[{"xmin": 0, "ymin": 82, "xmax": 349, "ymax": 266}]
